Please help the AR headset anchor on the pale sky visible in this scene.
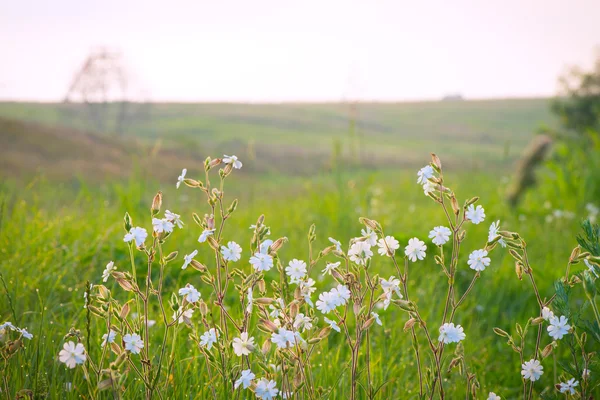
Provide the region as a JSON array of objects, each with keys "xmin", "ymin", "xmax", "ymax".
[{"xmin": 0, "ymin": 0, "xmax": 598, "ymax": 102}]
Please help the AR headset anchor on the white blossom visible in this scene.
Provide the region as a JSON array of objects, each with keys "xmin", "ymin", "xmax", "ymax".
[
  {"xmin": 466, "ymin": 204, "xmax": 486, "ymax": 224},
  {"xmin": 198, "ymin": 229, "xmax": 215, "ymax": 243},
  {"xmin": 221, "ymin": 241, "xmax": 242, "ymax": 262},
  {"xmin": 200, "ymin": 328, "xmax": 218, "ymax": 350},
  {"xmin": 521, "ymin": 359, "xmax": 543, "ymax": 381},
  {"xmin": 223, "ymin": 155, "xmax": 242, "ymax": 169},
  {"xmin": 250, "ymin": 252, "xmax": 274, "ymax": 272},
  {"xmin": 285, "ymin": 259, "xmax": 307, "ymax": 283},
  {"xmin": 123, "ymin": 333, "xmax": 144, "ymax": 354},
  {"xmin": 102, "ymin": 261, "xmax": 116, "ymax": 282},
  {"xmin": 438, "ymin": 323, "xmax": 466, "ymax": 344},
  {"xmin": 558, "ymin": 378, "xmax": 578, "ymax": 394},
  {"xmin": 178, "ymin": 284, "xmax": 201, "ymax": 303},
  {"xmin": 232, "ymin": 332, "xmax": 255, "ymax": 356},
  {"xmin": 176, "ymin": 168, "xmax": 186, "ymax": 188},
  {"xmin": 152, "ymin": 218, "xmax": 174, "ymax": 234},
  {"xmin": 255, "ymin": 378, "xmax": 279, "ymax": 400},
  {"xmin": 58, "ymin": 341, "xmax": 86, "ymax": 368},
  {"xmin": 234, "ymin": 369, "xmax": 255, "ymax": 389},
  {"xmin": 181, "ymin": 250, "xmax": 198, "ymax": 270},
  {"xmin": 348, "ymin": 241, "xmax": 373, "ymax": 265},
  {"xmin": 405, "ymin": 238, "xmax": 427, "ymax": 262},
  {"xmin": 377, "ymin": 235, "xmax": 400, "ymax": 257},
  {"xmin": 429, "ymin": 226, "xmax": 451, "ymax": 246},
  {"xmin": 165, "ymin": 210, "xmax": 184, "ymax": 228},
  {"xmin": 123, "ymin": 227, "xmax": 148, "ymax": 247},
  {"xmin": 468, "ymin": 249, "xmax": 491, "ymax": 272},
  {"xmin": 547, "ymin": 315, "xmax": 571, "ymax": 340}
]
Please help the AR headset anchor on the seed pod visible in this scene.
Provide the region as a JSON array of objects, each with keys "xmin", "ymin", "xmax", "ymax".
[{"xmin": 151, "ymin": 191, "xmax": 162, "ymax": 215}]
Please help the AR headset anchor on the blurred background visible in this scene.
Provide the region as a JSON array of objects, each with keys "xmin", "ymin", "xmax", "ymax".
[{"xmin": 1, "ymin": 1, "xmax": 600, "ymax": 395}]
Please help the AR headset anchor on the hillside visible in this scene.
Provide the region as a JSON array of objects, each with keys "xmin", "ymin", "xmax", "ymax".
[
  {"xmin": 0, "ymin": 98, "xmax": 556, "ymax": 179},
  {"xmin": 0, "ymin": 116, "xmax": 198, "ymax": 181}
]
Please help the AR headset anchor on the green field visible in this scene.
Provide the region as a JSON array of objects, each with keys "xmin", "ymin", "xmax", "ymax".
[{"xmin": 0, "ymin": 99, "xmax": 596, "ymax": 399}]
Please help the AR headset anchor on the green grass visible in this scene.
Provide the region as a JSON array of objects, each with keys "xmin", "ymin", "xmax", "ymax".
[{"xmin": 0, "ymin": 163, "xmax": 594, "ymax": 398}]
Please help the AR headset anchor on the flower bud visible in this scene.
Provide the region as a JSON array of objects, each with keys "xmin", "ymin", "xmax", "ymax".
[
  {"xmin": 207, "ymin": 236, "xmax": 219, "ymax": 251},
  {"xmin": 404, "ymin": 318, "xmax": 417, "ymax": 331},
  {"xmin": 165, "ymin": 251, "xmax": 178, "ymax": 262},
  {"xmin": 255, "ymin": 298, "xmax": 274, "ymax": 305},
  {"xmin": 393, "ymin": 299, "xmax": 415, "ymax": 311},
  {"xmin": 227, "ymin": 199, "xmax": 239, "ymax": 214},
  {"xmin": 190, "ymin": 260, "xmax": 207, "ymax": 272},
  {"xmin": 541, "ymin": 343, "xmax": 554, "ymax": 358},
  {"xmin": 270, "ymin": 237, "xmax": 288, "ymax": 253},
  {"xmin": 493, "ymin": 327, "xmax": 509, "ymax": 338},
  {"xmin": 208, "ymin": 157, "xmax": 222, "ymax": 170},
  {"xmin": 116, "ymin": 278, "xmax": 135, "ymax": 292},
  {"xmin": 289, "ymin": 302, "xmax": 299, "ymax": 319},
  {"xmin": 120, "ymin": 302, "xmax": 131, "ymax": 319},
  {"xmin": 261, "ymin": 339, "xmax": 271, "ymax": 355},
  {"xmin": 515, "ymin": 262, "xmax": 523, "ymax": 280},
  {"xmin": 465, "ymin": 197, "xmax": 479, "ymax": 206},
  {"xmin": 359, "ymin": 217, "xmax": 380, "ymax": 232},
  {"xmin": 198, "ymin": 300, "xmax": 208, "ymax": 316},
  {"xmin": 450, "ymin": 196, "xmax": 460, "ymax": 216},
  {"xmin": 431, "ymin": 153, "xmax": 442, "ymax": 171},
  {"xmin": 260, "ymin": 319, "xmax": 279, "ymax": 333},
  {"xmin": 124, "ymin": 212, "xmax": 132, "ymax": 232},
  {"xmin": 184, "ymin": 179, "xmax": 203, "ymax": 188},
  {"xmin": 569, "ymin": 246, "xmax": 581, "ymax": 263},
  {"xmin": 362, "ymin": 317, "xmax": 376, "ymax": 330},
  {"xmin": 257, "ymin": 279, "xmax": 266, "ymax": 293},
  {"xmin": 151, "ymin": 191, "xmax": 162, "ymax": 215},
  {"xmin": 531, "ymin": 317, "xmax": 545, "ymax": 325},
  {"xmin": 222, "ymin": 163, "xmax": 233, "ymax": 177}
]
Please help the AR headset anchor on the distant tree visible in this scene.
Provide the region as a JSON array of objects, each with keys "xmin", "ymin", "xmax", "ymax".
[{"xmin": 551, "ymin": 53, "xmax": 600, "ymax": 136}]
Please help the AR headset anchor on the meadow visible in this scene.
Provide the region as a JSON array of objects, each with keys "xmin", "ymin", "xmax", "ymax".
[{"xmin": 0, "ymin": 99, "xmax": 597, "ymax": 399}]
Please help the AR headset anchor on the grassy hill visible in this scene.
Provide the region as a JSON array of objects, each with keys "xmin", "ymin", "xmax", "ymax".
[{"xmin": 0, "ymin": 98, "xmax": 555, "ymax": 179}]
